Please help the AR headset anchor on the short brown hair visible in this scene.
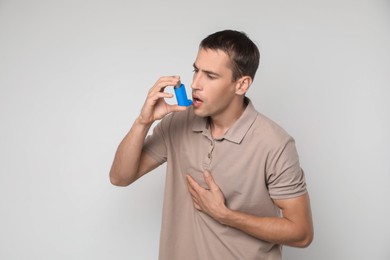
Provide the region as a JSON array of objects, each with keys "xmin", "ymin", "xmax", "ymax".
[{"xmin": 199, "ymin": 30, "xmax": 260, "ymax": 81}]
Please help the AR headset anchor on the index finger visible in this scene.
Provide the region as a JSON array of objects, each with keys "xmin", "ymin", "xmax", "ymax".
[
  {"xmin": 186, "ymin": 175, "xmax": 201, "ymax": 191},
  {"xmin": 151, "ymin": 76, "xmax": 181, "ymax": 93}
]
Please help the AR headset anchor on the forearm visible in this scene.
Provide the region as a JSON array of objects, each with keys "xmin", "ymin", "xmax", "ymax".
[
  {"xmin": 218, "ymin": 209, "xmax": 312, "ymax": 247},
  {"xmin": 110, "ymin": 76, "xmax": 185, "ymax": 186},
  {"xmin": 187, "ymin": 172, "xmax": 314, "ymax": 248},
  {"xmin": 109, "ymin": 117, "xmax": 152, "ymax": 186}
]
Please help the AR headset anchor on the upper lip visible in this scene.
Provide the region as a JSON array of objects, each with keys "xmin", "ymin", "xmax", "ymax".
[{"xmin": 192, "ymin": 93, "xmax": 203, "ymax": 102}]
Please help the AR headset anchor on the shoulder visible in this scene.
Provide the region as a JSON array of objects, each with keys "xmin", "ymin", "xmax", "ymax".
[
  {"xmin": 256, "ymin": 113, "xmax": 291, "ymax": 138},
  {"xmin": 242, "ymin": 98, "xmax": 293, "ymax": 145},
  {"xmin": 250, "ymin": 111, "xmax": 294, "ymax": 148}
]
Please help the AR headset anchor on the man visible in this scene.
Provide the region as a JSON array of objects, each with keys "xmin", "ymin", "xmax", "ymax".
[{"xmin": 110, "ymin": 30, "xmax": 313, "ymax": 259}]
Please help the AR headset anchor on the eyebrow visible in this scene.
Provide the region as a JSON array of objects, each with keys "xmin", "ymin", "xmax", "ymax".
[{"xmin": 193, "ymin": 63, "xmax": 221, "ymax": 77}]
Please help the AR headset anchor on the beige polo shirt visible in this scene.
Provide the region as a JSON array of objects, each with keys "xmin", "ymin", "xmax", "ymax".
[{"xmin": 143, "ymin": 98, "xmax": 307, "ymax": 260}]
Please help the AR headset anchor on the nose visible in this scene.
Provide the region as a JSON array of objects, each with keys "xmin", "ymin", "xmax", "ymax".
[{"xmin": 191, "ymin": 72, "xmax": 201, "ymax": 91}]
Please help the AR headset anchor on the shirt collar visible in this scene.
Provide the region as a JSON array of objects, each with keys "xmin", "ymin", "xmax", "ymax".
[{"xmin": 192, "ymin": 97, "xmax": 258, "ymax": 144}]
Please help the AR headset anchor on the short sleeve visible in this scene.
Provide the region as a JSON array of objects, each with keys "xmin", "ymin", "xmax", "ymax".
[
  {"xmin": 143, "ymin": 116, "xmax": 171, "ymax": 165},
  {"xmin": 266, "ymin": 137, "xmax": 307, "ymax": 200}
]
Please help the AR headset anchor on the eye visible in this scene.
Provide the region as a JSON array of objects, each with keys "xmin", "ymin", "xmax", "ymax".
[{"xmin": 207, "ymin": 73, "xmax": 217, "ymax": 80}]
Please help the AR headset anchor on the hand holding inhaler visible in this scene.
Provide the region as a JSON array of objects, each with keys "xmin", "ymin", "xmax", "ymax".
[
  {"xmin": 174, "ymin": 83, "xmax": 192, "ymax": 106},
  {"xmin": 139, "ymin": 76, "xmax": 188, "ymax": 125}
]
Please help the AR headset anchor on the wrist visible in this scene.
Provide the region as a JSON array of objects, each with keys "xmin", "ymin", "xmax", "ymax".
[
  {"xmin": 216, "ymin": 207, "xmax": 235, "ymax": 226},
  {"xmin": 135, "ymin": 115, "xmax": 154, "ymax": 128},
  {"xmin": 132, "ymin": 116, "xmax": 154, "ymax": 135}
]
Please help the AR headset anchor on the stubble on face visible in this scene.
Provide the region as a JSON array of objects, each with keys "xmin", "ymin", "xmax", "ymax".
[{"xmin": 191, "ymin": 48, "xmax": 238, "ymax": 118}]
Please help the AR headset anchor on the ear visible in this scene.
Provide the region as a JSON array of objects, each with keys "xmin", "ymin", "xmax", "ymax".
[{"xmin": 235, "ymin": 76, "xmax": 252, "ymax": 96}]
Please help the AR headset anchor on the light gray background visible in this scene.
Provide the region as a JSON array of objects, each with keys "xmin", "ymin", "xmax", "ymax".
[{"xmin": 1, "ymin": 0, "xmax": 389, "ymax": 259}]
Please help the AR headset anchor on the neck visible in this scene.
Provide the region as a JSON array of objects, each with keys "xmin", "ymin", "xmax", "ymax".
[{"xmin": 209, "ymin": 98, "xmax": 247, "ymax": 139}]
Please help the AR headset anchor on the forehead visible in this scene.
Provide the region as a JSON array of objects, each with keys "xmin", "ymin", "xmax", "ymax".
[{"xmin": 194, "ymin": 48, "xmax": 232, "ymax": 71}]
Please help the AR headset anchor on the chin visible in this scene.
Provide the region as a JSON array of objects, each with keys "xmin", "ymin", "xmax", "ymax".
[{"xmin": 193, "ymin": 108, "xmax": 209, "ymax": 118}]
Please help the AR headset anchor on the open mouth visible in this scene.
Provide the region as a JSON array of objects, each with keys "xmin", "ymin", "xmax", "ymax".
[
  {"xmin": 192, "ymin": 95, "xmax": 203, "ymax": 106},
  {"xmin": 193, "ymin": 97, "xmax": 202, "ymax": 103}
]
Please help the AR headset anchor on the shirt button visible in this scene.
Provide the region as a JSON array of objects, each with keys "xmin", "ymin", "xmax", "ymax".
[{"xmin": 208, "ymin": 153, "xmax": 211, "ymax": 158}]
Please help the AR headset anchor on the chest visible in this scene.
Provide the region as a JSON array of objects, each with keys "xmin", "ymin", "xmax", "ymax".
[{"xmin": 171, "ymin": 131, "xmax": 275, "ymax": 214}]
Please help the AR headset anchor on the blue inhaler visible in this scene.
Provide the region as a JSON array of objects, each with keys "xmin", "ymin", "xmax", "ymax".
[{"xmin": 174, "ymin": 83, "xmax": 192, "ymax": 106}]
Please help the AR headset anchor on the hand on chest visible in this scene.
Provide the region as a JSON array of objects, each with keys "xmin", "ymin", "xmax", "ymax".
[{"xmin": 182, "ymin": 135, "xmax": 269, "ymax": 210}]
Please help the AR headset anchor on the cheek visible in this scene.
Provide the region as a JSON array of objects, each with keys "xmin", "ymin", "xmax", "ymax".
[
  {"xmin": 211, "ymin": 83, "xmax": 235, "ymax": 97},
  {"xmin": 203, "ymin": 90, "xmax": 227, "ymax": 108}
]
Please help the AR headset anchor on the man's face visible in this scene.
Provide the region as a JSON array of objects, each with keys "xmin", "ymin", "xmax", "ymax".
[{"xmin": 191, "ymin": 48, "xmax": 239, "ymax": 119}]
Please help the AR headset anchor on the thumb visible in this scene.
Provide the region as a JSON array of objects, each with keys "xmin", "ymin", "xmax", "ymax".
[{"xmin": 167, "ymin": 104, "xmax": 188, "ymax": 113}]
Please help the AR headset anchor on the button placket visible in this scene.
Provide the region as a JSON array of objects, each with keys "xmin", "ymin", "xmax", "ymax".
[{"xmin": 203, "ymin": 139, "xmax": 215, "ymax": 168}]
